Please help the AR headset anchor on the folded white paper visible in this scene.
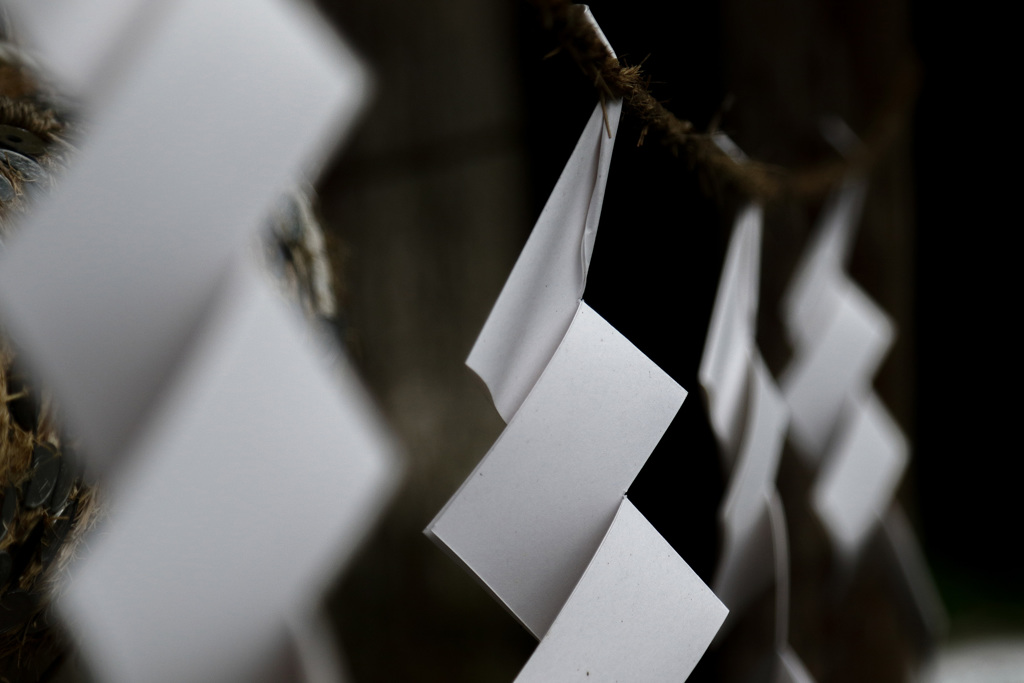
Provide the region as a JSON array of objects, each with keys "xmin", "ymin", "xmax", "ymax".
[
  {"xmin": 780, "ymin": 178, "xmax": 866, "ymax": 350},
  {"xmin": 59, "ymin": 258, "xmax": 397, "ymax": 683},
  {"xmin": 515, "ymin": 498, "xmax": 727, "ymax": 682},
  {"xmin": 811, "ymin": 394, "xmax": 907, "ymax": 559},
  {"xmin": 466, "ymin": 97, "xmax": 622, "ymax": 422},
  {"xmin": 428, "ymin": 302, "xmax": 685, "ymax": 638},
  {"xmin": 781, "ymin": 280, "xmax": 894, "ymax": 460},
  {"xmin": 700, "ymin": 204, "xmax": 763, "ymax": 461},
  {"xmin": 0, "ymin": 0, "xmax": 369, "ymax": 470},
  {"xmin": 714, "ymin": 360, "xmax": 788, "ymax": 614}
]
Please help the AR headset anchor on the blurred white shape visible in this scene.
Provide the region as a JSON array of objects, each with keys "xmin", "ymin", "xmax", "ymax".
[
  {"xmin": 467, "ymin": 98, "xmax": 621, "ymax": 423},
  {"xmin": 919, "ymin": 638, "xmax": 1024, "ymax": 683},
  {"xmin": 515, "ymin": 498, "xmax": 727, "ymax": 682},
  {"xmin": 59, "ymin": 257, "xmax": 397, "ymax": 683},
  {"xmin": 699, "ymin": 203, "xmax": 763, "ymax": 462},
  {"xmin": 429, "ymin": 302, "xmax": 685, "ymax": 638},
  {"xmin": 712, "ymin": 132, "xmax": 750, "ymax": 163},
  {"xmin": 781, "ymin": 280, "xmax": 894, "ymax": 461},
  {"xmin": 780, "ymin": 178, "xmax": 866, "ymax": 350},
  {"xmin": 5, "ymin": 0, "xmax": 164, "ymax": 96},
  {"xmin": 714, "ymin": 360, "xmax": 788, "ymax": 615},
  {"xmin": 0, "ymin": 0, "xmax": 369, "ymax": 472},
  {"xmin": 811, "ymin": 395, "xmax": 907, "ymax": 559}
]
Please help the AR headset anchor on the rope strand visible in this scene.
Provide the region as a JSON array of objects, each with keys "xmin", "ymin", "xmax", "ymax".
[{"xmin": 531, "ymin": 0, "xmax": 920, "ymax": 203}]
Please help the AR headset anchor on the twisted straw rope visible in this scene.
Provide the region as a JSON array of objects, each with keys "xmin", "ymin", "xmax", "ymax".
[{"xmin": 532, "ymin": 0, "xmax": 919, "ymax": 202}]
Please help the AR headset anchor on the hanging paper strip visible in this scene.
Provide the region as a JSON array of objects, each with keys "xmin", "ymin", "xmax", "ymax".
[
  {"xmin": 780, "ymin": 177, "xmax": 904, "ymax": 557},
  {"xmin": 0, "ymin": 0, "xmax": 368, "ymax": 466},
  {"xmin": 779, "ymin": 165, "xmax": 945, "ymax": 638},
  {"xmin": 428, "ymin": 8, "xmax": 726, "ymax": 680},
  {"xmin": 0, "ymin": 2, "xmax": 397, "ymax": 681},
  {"xmin": 697, "ymin": 184, "xmax": 813, "ymax": 680}
]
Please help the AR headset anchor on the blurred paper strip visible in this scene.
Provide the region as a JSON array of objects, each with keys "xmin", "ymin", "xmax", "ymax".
[
  {"xmin": 0, "ymin": 0, "xmax": 369, "ymax": 469},
  {"xmin": 58, "ymin": 258, "xmax": 397, "ymax": 683},
  {"xmin": 714, "ymin": 360, "xmax": 788, "ymax": 615},
  {"xmin": 780, "ymin": 178, "xmax": 866, "ymax": 350},
  {"xmin": 428, "ymin": 302, "xmax": 685, "ymax": 638},
  {"xmin": 515, "ymin": 498, "xmax": 727, "ymax": 682},
  {"xmin": 781, "ymin": 280, "xmax": 894, "ymax": 460},
  {"xmin": 699, "ymin": 204, "xmax": 762, "ymax": 461},
  {"xmin": 466, "ymin": 98, "xmax": 621, "ymax": 422},
  {"xmin": 811, "ymin": 394, "xmax": 907, "ymax": 559}
]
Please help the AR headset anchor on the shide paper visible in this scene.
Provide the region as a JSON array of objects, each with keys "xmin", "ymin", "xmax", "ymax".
[
  {"xmin": 467, "ymin": 91, "xmax": 621, "ymax": 423},
  {"xmin": 714, "ymin": 360, "xmax": 788, "ymax": 616},
  {"xmin": 429, "ymin": 10, "xmax": 725, "ymax": 677},
  {"xmin": 811, "ymin": 394, "xmax": 907, "ymax": 559},
  {"xmin": 60, "ymin": 258, "xmax": 396, "ymax": 683},
  {"xmin": 780, "ymin": 177, "xmax": 866, "ymax": 350},
  {"xmin": 515, "ymin": 498, "xmax": 727, "ymax": 682},
  {"xmin": 428, "ymin": 302, "xmax": 685, "ymax": 638},
  {"xmin": 466, "ymin": 5, "xmax": 620, "ymax": 424},
  {"xmin": 698, "ymin": 176, "xmax": 810, "ymax": 678},
  {"xmin": 699, "ymin": 203, "xmax": 762, "ymax": 462},
  {"xmin": 779, "ymin": 170, "xmax": 916, "ymax": 572},
  {"xmin": 0, "ymin": 2, "xmax": 395, "ymax": 682},
  {"xmin": 780, "ymin": 279, "xmax": 893, "ymax": 461},
  {"xmin": 0, "ymin": 0, "xmax": 369, "ymax": 469},
  {"xmin": 699, "ymin": 201, "xmax": 790, "ymax": 616}
]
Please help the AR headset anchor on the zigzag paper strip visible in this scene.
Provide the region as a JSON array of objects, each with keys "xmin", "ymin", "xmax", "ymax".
[
  {"xmin": 0, "ymin": 3, "xmax": 396, "ymax": 681},
  {"xmin": 429, "ymin": 9, "xmax": 726, "ymax": 679},
  {"xmin": 429, "ymin": 301, "xmax": 686, "ymax": 637},
  {"xmin": 697, "ymin": 177, "xmax": 813, "ymax": 679},
  {"xmin": 0, "ymin": 0, "xmax": 368, "ymax": 467},
  {"xmin": 779, "ymin": 162, "xmax": 944, "ymax": 641},
  {"xmin": 779, "ymin": 177, "xmax": 905, "ymax": 556}
]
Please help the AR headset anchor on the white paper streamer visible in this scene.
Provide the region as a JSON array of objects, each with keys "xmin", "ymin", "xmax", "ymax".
[
  {"xmin": 779, "ymin": 161, "xmax": 921, "ymax": 582},
  {"xmin": 0, "ymin": 3, "xmax": 397, "ymax": 681},
  {"xmin": 429, "ymin": 302, "xmax": 685, "ymax": 638},
  {"xmin": 430, "ymin": 10, "xmax": 727, "ymax": 676},
  {"xmin": 466, "ymin": 98, "xmax": 621, "ymax": 423},
  {"xmin": 699, "ymin": 203, "xmax": 763, "ymax": 462},
  {"xmin": 811, "ymin": 395, "xmax": 907, "ymax": 559},
  {"xmin": 698, "ymin": 182, "xmax": 811, "ymax": 677},
  {"xmin": 0, "ymin": 0, "xmax": 369, "ymax": 468},
  {"xmin": 61, "ymin": 258, "xmax": 397, "ymax": 683}
]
